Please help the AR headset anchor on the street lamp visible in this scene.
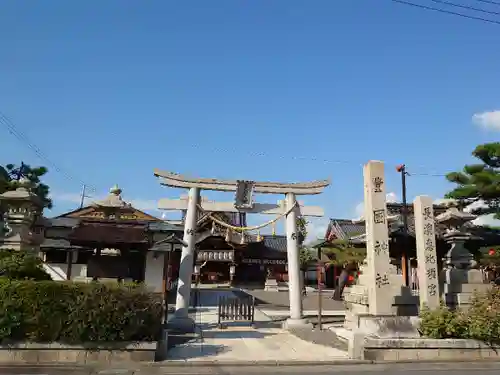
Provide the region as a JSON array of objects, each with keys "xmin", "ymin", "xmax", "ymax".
[
  {"xmin": 150, "ymin": 234, "xmax": 187, "ymax": 360},
  {"xmin": 396, "ymin": 164, "xmax": 410, "ymax": 287}
]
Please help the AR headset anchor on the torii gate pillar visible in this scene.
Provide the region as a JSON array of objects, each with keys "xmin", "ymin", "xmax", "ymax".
[
  {"xmin": 171, "ymin": 186, "xmax": 200, "ymax": 330},
  {"xmin": 283, "ymin": 192, "xmax": 309, "ymax": 328}
]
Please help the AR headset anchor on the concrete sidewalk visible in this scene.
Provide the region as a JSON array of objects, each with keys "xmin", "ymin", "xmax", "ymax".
[
  {"xmin": 166, "ymin": 326, "xmax": 349, "ymax": 364},
  {"xmin": 166, "ymin": 288, "xmax": 349, "ymax": 364}
]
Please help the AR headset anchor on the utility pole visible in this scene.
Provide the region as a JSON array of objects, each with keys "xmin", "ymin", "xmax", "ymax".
[
  {"xmin": 79, "ymin": 184, "xmax": 88, "ymax": 208},
  {"xmin": 396, "ymin": 164, "xmax": 410, "ymax": 287}
]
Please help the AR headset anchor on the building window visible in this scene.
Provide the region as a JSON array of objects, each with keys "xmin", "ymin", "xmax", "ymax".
[{"xmin": 44, "ymin": 250, "xmax": 68, "ymax": 264}]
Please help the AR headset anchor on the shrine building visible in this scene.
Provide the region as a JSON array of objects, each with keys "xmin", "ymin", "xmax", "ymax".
[{"xmin": 39, "ymin": 185, "xmax": 292, "ymax": 290}]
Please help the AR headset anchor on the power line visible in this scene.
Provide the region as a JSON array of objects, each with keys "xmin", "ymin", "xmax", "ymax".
[
  {"xmin": 0, "ymin": 112, "xmax": 450, "ymax": 189},
  {"xmin": 475, "ymin": 0, "xmax": 500, "ymax": 6},
  {"xmin": 391, "ymin": 0, "xmax": 500, "ymax": 25},
  {"xmin": 430, "ymin": 0, "xmax": 500, "ymax": 16},
  {"xmin": 185, "ymin": 144, "xmax": 451, "ymax": 178},
  {"xmin": 0, "ymin": 111, "xmax": 98, "ymax": 193}
]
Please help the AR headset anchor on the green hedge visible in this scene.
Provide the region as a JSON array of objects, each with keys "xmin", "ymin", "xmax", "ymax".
[
  {"xmin": 0, "ymin": 280, "xmax": 163, "ymax": 343},
  {"xmin": 420, "ymin": 286, "xmax": 500, "ymax": 344}
]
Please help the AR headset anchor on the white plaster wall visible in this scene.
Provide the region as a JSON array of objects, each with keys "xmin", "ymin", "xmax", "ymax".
[
  {"xmin": 42, "ymin": 263, "xmax": 88, "ymax": 281},
  {"xmin": 144, "ymin": 252, "xmax": 164, "ymax": 293}
]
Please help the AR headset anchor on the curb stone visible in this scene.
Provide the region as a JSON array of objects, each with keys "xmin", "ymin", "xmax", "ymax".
[{"xmin": 153, "ymin": 359, "xmax": 374, "ymax": 366}]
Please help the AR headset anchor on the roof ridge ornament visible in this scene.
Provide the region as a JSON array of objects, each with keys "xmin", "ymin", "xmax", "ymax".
[{"xmin": 92, "ymin": 184, "xmax": 131, "ymax": 209}]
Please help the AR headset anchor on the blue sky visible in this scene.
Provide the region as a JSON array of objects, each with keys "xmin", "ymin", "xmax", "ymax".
[{"xmin": 1, "ymin": 1, "xmax": 500, "ymax": 238}]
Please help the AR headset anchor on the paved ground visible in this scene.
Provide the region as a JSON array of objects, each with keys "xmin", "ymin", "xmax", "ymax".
[
  {"xmin": 288, "ymin": 326, "xmax": 348, "ymax": 351},
  {"xmin": 233, "ymin": 289, "xmax": 344, "ymax": 311},
  {"xmin": 3, "ymin": 363, "xmax": 500, "ymax": 374},
  {"xmin": 166, "ymin": 288, "xmax": 349, "ymax": 363}
]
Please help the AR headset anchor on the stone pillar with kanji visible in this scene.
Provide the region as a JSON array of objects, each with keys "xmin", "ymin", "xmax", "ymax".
[
  {"xmin": 413, "ymin": 195, "xmax": 440, "ymax": 310},
  {"xmin": 343, "ymin": 161, "xmax": 418, "ymax": 339}
]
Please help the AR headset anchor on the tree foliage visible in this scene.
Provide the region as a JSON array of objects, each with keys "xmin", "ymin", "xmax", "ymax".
[
  {"xmin": 478, "ymin": 246, "xmax": 500, "ymax": 268},
  {"xmin": 322, "ymin": 240, "xmax": 366, "ymax": 266},
  {"xmin": 299, "ymin": 246, "xmax": 315, "ymax": 270},
  {"xmin": 0, "ymin": 163, "xmax": 52, "ymax": 210},
  {"xmin": 297, "ymin": 216, "xmax": 308, "ymax": 245},
  {"xmin": 445, "ymin": 143, "xmax": 500, "ymax": 218}
]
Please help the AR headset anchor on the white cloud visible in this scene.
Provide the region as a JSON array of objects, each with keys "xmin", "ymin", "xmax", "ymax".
[
  {"xmin": 354, "ymin": 192, "xmax": 399, "ymax": 219},
  {"xmin": 472, "ymin": 110, "xmax": 500, "ymax": 131},
  {"xmin": 50, "ymin": 191, "xmax": 159, "ymax": 212},
  {"xmin": 433, "ymin": 198, "xmax": 455, "ymax": 206},
  {"xmin": 305, "ymin": 218, "xmax": 329, "ymax": 242}
]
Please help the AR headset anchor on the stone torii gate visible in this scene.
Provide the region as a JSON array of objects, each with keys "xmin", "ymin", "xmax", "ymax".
[{"xmin": 154, "ymin": 169, "xmax": 330, "ymax": 330}]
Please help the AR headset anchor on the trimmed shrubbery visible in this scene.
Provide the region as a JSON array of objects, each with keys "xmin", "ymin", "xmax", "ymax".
[
  {"xmin": 0, "ymin": 250, "xmax": 51, "ymax": 281},
  {"xmin": 420, "ymin": 287, "xmax": 500, "ymax": 344},
  {"xmin": 0, "ymin": 250, "xmax": 163, "ymax": 343},
  {"xmin": 0, "ymin": 280, "xmax": 163, "ymax": 343}
]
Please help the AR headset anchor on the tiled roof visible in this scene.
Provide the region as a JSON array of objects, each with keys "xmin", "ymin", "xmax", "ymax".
[
  {"xmin": 327, "ymin": 203, "xmax": 452, "ymax": 241},
  {"xmin": 261, "ymin": 235, "xmax": 287, "ymax": 252},
  {"xmin": 46, "ymin": 217, "xmax": 81, "ymax": 228},
  {"xmin": 69, "ymin": 223, "xmax": 148, "ymax": 245},
  {"xmin": 327, "ymin": 219, "xmax": 365, "ymax": 241},
  {"xmin": 40, "ymin": 238, "xmax": 88, "ymax": 250},
  {"xmin": 146, "ymin": 221, "xmax": 184, "ymax": 233}
]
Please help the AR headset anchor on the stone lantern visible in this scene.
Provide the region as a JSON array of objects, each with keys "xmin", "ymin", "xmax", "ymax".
[
  {"xmin": 0, "ymin": 178, "xmax": 43, "ymax": 252},
  {"xmin": 435, "ymin": 207, "xmax": 489, "ymax": 308}
]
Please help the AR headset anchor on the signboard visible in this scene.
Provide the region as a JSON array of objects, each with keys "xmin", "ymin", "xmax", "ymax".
[
  {"xmin": 234, "ymin": 180, "xmax": 255, "ymax": 209},
  {"xmin": 242, "ymin": 258, "xmax": 286, "ymax": 265}
]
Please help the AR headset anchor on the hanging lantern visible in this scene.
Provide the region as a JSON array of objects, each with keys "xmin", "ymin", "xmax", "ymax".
[
  {"xmin": 225, "ymin": 228, "xmax": 231, "ymax": 242},
  {"xmin": 489, "ymin": 248, "xmax": 496, "ymax": 256},
  {"xmin": 211, "ymin": 221, "xmax": 216, "ymax": 235}
]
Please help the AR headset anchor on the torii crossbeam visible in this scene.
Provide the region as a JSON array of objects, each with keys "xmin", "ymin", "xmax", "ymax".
[{"xmin": 154, "ymin": 169, "xmax": 330, "ymax": 331}]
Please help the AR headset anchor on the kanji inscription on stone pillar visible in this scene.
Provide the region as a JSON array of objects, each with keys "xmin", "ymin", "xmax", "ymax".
[
  {"xmin": 363, "ymin": 161, "xmax": 394, "ymax": 315},
  {"xmin": 414, "ymin": 195, "xmax": 440, "ymax": 310}
]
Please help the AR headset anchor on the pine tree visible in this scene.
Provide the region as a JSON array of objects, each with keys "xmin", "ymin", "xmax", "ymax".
[
  {"xmin": 0, "ymin": 163, "xmax": 52, "ymax": 210},
  {"xmin": 445, "ymin": 143, "xmax": 500, "ymax": 219}
]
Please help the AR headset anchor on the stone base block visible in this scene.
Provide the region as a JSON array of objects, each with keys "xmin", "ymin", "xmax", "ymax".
[
  {"xmin": 168, "ymin": 316, "xmax": 195, "ymax": 333},
  {"xmin": 282, "ymin": 318, "xmax": 313, "ymax": 330},
  {"xmin": 347, "ymin": 314, "xmax": 420, "ymax": 339},
  {"xmin": 264, "ymin": 278, "xmax": 279, "ymax": 292},
  {"xmin": 363, "ymin": 337, "xmax": 500, "ymax": 362},
  {"xmin": 0, "ymin": 342, "xmax": 156, "ymax": 364}
]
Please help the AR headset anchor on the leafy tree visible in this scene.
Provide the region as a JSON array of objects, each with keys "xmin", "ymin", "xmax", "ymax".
[
  {"xmin": 478, "ymin": 246, "xmax": 500, "ymax": 268},
  {"xmin": 322, "ymin": 240, "xmax": 366, "ymax": 267},
  {"xmin": 299, "ymin": 246, "xmax": 315, "ymax": 270},
  {"xmin": 446, "ymin": 143, "xmax": 500, "ymax": 218},
  {"xmin": 0, "ymin": 163, "xmax": 52, "ymax": 210},
  {"xmin": 0, "ymin": 250, "xmax": 52, "ymax": 281}
]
